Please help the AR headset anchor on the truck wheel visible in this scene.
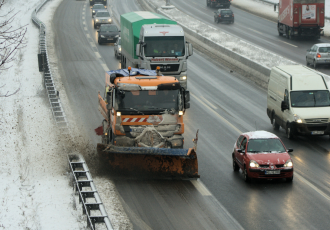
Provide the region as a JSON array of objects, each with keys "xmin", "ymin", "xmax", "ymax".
[
  {"xmin": 313, "ymin": 60, "xmax": 317, "ymax": 69},
  {"xmin": 233, "ymin": 154, "xmax": 239, "ymax": 172}
]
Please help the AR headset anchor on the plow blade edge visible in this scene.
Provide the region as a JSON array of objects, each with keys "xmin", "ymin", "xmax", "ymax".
[{"xmin": 97, "ymin": 144, "xmax": 199, "ymax": 178}]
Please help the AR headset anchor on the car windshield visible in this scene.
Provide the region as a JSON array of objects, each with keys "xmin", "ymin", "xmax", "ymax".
[
  {"xmin": 221, "ymin": 10, "xmax": 232, "ymax": 14},
  {"xmin": 93, "ymin": 5, "xmax": 105, "ymax": 9},
  {"xmin": 144, "ymin": 36, "xmax": 185, "ymax": 57},
  {"xmin": 101, "ymin": 26, "xmax": 118, "ymax": 32},
  {"xmin": 318, "ymin": 47, "xmax": 330, "ymax": 53},
  {"xmin": 96, "ymin": 12, "xmax": 110, "ymax": 17},
  {"xmin": 115, "ymin": 89, "xmax": 179, "ymax": 113},
  {"xmin": 291, "ymin": 90, "xmax": 330, "ymax": 107},
  {"xmin": 247, "ymin": 139, "xmax": 286, "ymax": 153}
]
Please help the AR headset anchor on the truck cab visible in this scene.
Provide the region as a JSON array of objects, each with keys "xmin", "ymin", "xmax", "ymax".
[{"xmin": 135, "ymin": 24, "xmax": 193, "ymax": 89}]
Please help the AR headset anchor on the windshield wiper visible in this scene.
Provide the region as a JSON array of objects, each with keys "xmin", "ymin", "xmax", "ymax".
[{"xmin": 120, "ymin": 108, "xmax": 144, "ymax": 115}]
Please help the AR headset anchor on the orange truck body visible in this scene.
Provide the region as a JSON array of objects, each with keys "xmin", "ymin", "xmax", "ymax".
[{"xmin": 96, "ymin": 68, "xmax": 199, "ymax": 178}]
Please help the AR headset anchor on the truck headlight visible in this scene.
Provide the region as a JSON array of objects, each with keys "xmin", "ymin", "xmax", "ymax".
[
  {"xmin": 249, "ymin": 160, "xmax": 259, "ymax": 168},
  {"xmin": 179, "ymin": 111, "xmax": 183, "ymax": 116},
  {"xmin": 284, "ymin": 159, "xmax": 293, "ymax": 167},
  {"xmin": 116, "ymin": 112, "xmax": 121, "ymax": 117},
  {"xmin": 294, "ymin": 114, "xmax": 302, "ymax": 123},
  {"xmin": 180, "ymin": 76, "xmax": 187, "ymax": 81}
]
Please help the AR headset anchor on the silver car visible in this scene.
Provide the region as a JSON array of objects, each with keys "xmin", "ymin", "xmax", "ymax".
[
  {"xmin": 114, "ymin": 37, "xmax": 121, "ymax": 59},
  {"xmin": 93, "ymin": 10, "xmax": 112, "ymax": 28},
  {"xmin": 306, "ymin": 43, "xmax": 330, "ymax": 68}
]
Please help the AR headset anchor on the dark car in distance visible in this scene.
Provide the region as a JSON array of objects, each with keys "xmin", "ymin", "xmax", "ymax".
[
  {"xmin": 97, "ymin": 24, "xmax": 120, "ymax": 44},
  {"xmin": 214, "ymin": 9, "xmax": 234, "ymax": 24},
  {"xmin": 91, "ymin": 4, "xmax": 106, "ymax": 16}
]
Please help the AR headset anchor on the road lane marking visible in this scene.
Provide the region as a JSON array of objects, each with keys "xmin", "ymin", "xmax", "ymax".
[
  {"xmin": 86, "ymin": 33, "xmax": 90, "ymax": 38},
  {"xmin": 191, "ymin": 179, "xmax": 212, "ymax": 196},
  {"xmin": 84, "ymin": 26, "xmax": 88, "ymax": 31},
  {"xmin": 247, "ymin": 27, "xmax": 263, "ymax": 35},
  {"xmin": 296, "ymin": 173, "xmax": 330, "ymax": 202},
  {"xmin": 278, "ymin": 40, "xmax": 298, "ymax": 47},
  {"xmin": 101, "ymin": 63, "xmax": 109, "ymax": 71},
  {"xmin": 94, "ymin": 52, "xmax": 101, "ymax": 59},
  {"xmin": 83, "ymin": 21, "xmax": 86, "ymax": 25},
  {"xmin": 192, "ymin": 93, "xmax": 241, "ymax": 134},
  {"xmin": 82, "ymin": 16, "xmax": 85, "ymax": 20},
  {"xmin": 200, "ymin": 96, "xmax": 217, "ymax": 109},
  {"xmin": 89, "ymin": 42, "xmax": 95, "ymax": 47}
]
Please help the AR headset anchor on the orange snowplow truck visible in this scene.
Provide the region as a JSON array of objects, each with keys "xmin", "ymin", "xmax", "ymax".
[{"xmin": 96, "ymin": 67, "xmax": 199, "ymax": 178}]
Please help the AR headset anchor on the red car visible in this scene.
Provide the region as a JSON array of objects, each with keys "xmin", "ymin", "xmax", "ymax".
[{"xmin": 232, "ymin": 131, "xmax": 294, "ymax": 182}]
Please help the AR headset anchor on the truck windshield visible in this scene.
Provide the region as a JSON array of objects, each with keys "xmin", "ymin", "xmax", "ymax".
[
  {"xmin": 144, "ymin": 37, "xmax": 185, "ymax": 57},
  {"xmin": 116, "ymin": 89, "xmax": 179, "ymax": 113},
  {"xmin": 290, "ymin": 90, "xmax": 330, "ymax": 107}
]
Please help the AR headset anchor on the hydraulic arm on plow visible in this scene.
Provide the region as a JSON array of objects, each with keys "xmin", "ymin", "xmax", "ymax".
[{"xmin": 95, "ymin": 67, "xmax": 199, "ymax": 178}]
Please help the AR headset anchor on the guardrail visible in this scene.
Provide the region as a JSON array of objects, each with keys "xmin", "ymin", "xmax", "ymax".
[
  {"xmin": 69, "ymin": 154, "xmax": 114, "ymax": 230},
  {"xmin": 31, "ymin": 1, "xmax": 113, "ymax": 229},
  {"xmin": 31, "ymin": 0, "xmax": 68, "ymax": 133}
]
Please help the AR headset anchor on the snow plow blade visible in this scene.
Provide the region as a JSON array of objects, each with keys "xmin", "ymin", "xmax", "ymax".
[{"xmin": 97, "ymin": 144, "xmax": 199, "ymax": 178}]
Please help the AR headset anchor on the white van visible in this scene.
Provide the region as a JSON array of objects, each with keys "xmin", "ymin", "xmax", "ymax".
[{"xmin": 267, "ymin": 65, "xmax": 330, "ymax": 139}]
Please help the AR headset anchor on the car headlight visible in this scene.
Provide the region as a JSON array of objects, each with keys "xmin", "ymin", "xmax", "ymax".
[
  {"xmin": 115, "ymin": 35, "xmax": 119, "ymax": 38},
  {"xmin": 95, "ymin": 19, "xmax": 99, "ymax": 22},
  {"xmin": 119, "ymin": 47, "xmax": 121, "ymax": 52},
  {"xmin": 284, "ymin": 159, "xmax": 293, "ymax": 167},
  {"xmin": 108, "ymin": 19, "xmax": 112, "ymax": 22},
  {"xmin": 101, "ymin": 35, "xmax": 105, "ymax": 38},
  {"xmin": 249, "ymin": 160, "xmax": 259, "ymax": 168},
  {"xmin": 180, "ymin": 76, "xmax": 187, "ymax": 81},
  {"xmin": 294, "ymin": 114, "xmax": 303, "ymax": 123}
]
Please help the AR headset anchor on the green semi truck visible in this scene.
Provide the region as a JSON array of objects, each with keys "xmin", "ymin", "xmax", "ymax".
[{"xmin": 120, "ymin": 11, "xmax": 193, "ymax": 89}]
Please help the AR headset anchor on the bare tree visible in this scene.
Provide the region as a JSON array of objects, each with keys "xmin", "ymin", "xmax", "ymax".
[
  {"xmin": 0, "ymin": 0, "xmax": 27, "ymax": 97},
  {"xmin": 0, "ymin": 0, "xmax": 27, "ymax": 72}
]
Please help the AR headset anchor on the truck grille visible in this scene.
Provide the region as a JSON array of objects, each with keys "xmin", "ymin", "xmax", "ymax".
[
  {"xmin": 150, "ymin": 64, "xmax": 180, "ymax": 72},
  {"xmin": 305, "ymin": 118, "xmax": 328, "ymax": 124}
]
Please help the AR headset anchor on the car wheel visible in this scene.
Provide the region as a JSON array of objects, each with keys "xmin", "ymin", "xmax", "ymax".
[
  {"xmin": 306, "ymin": 58, "xmax": 309, "ymax": 66},
  {"xmin": 232, "ymin": 19, "xmax": 234, "ymax": 24},
  {"xmin": 286, "ymin": 124, "xmax": 294, "ymax": 139},
  {"xmin": 94, "ymin": 23, "xmax": 96, "ymax": 29},
  {"xmin": 272, "ymin": 117, "xmax": 280, "ymax": 130},
  {"xmin": 217, "ymin": 19, "xmax": 220, "ymax": 24},
  {"xmin": 244, "ymin": 166, "xmax": 250, "ymax": 182},
  {"xmin": 233, "ymin": 155, "xmax": 239, "ymax": 172},
  {"xmin": 313, "ymin": 60, "xmax": 317, "ymax": 69},
  {"xmin": 286, "ymin": 175, "xmax": 293, "ymax": 182},
  {"xmin": 115, "ymin": 51, "xmax": 117, "ymax": 58},
  {"xmin": 98, "ymin": 38, "xmax": 101, "ymax": 45}
]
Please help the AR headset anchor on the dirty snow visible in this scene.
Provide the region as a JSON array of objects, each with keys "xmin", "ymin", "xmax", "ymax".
[{"xmin": 0, "ymin": 0, "xmax": 131, "ymax": 229}]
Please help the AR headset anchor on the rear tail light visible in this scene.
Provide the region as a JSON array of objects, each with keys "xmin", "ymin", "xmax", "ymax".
[
  {"xmin": 219, "ymin": 14, "xmax": 221, "ymax": 17},
  {"xmin": 317, "ymin": 53, "xmax": 321, "ymax": 58},
  {"xmin": 232, "ymin": 14, "xmax": 234, "ymax": 17}
]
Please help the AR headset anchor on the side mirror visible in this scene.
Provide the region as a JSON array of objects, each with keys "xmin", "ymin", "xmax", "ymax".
[
  {"xmin": 281, "ymin": 100, "xmax": 289, "ymax": 111},
  {"xmin": 136, "ymin": 44, "xmax": 140, "ymax": 57},
  {"xmin": 288, "ymin": 148, "xmax": 293, "ymax": 152},
  {"xmin": 184, "ymin": 90, "xmax": 190, "ymax": 102},
  {"xmin": 118, "ymin": 30, "xmax": 121, "ymax": 32},
  {"xmin": 188, "ymin": 43, "xmax": 193, "ymax": 56}
]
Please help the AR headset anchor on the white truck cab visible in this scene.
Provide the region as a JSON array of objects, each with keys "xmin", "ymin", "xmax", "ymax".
[{"xmin": 267, "ymin": 65, "xmax": 330, "ymax": 139}]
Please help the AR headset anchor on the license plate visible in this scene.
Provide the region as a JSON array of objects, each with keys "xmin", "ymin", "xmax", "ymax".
[
  {"xmin": 311, "ymin": 131, "xmax": 324, "ymax": 135},
  {"xmin": 107, "ymin": 38, "xmax": 113, "ymax": 40},
  {"xmin": 265, "ymin": 170, "xmax": 280, "ymax": 175},
  {"xmin": 224, "ymin": 15, "xmax": 229, "ymax": 17}
]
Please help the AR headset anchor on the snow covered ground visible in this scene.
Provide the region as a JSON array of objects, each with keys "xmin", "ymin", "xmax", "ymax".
[{"xmin": 0, "ymin": 0, "xmax": 131, "ymax": 229}]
